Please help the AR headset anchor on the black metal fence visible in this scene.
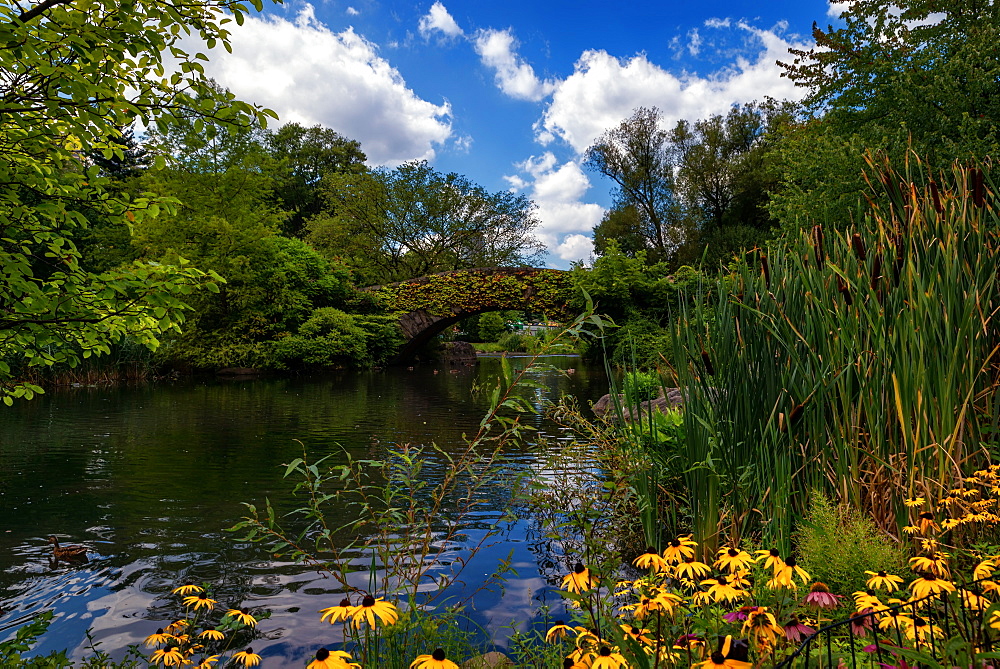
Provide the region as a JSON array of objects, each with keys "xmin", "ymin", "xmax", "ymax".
[{"xmin": 776, "ymin": 576, "xmax": 998, "ymax": 668}]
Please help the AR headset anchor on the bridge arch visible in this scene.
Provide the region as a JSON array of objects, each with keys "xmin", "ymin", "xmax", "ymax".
[{"xmin": 368, "ymin": 267, "xmax": 576, "ymax": 363}]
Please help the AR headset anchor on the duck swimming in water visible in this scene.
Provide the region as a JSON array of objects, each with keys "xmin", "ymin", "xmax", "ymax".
[{"xmin": 48, "ymin": 536, "xmax": 88, "ymax": 562}]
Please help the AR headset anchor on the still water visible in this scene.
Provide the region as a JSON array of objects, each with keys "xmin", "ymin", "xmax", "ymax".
[{"xmin": 0, "ymin": 355, "xmax": 606, "ymax": 664}]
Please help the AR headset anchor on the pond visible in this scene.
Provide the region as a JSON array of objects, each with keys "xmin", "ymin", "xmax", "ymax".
[{"xmin": 0, "ymin": 355, "xmax": 607, "ymax": 665}]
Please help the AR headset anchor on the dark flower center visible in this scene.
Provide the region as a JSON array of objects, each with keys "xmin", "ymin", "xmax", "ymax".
[
  {"xmin": 810, "ymin": 582, "xmax": 830, "ymax": 593},
  {"xmin": 646, "ymin": 546, "xmax": 656, "ymax": 554},
  {"xmin": 555, "ymin": 619, "xmax": 565, "ymax": 625},
  {"xmin": 728, "ymin": 548, "xmax": 739, "ymax": 557},
  {"xmin": 913, "ymin": 616, "xmax": 926, "ymax": 626},
  {"xmin": 923, "ymin": 573, "xmax": 937, "ymax": 581},
  {"xmin": 155, "ymin": 628, "xmax": 163, "ymax": 634},
  {"xmin": 316, "ymin": 649, "xmax": 330, "ymax": 661},
  {"xmin": 878, "ymin": 571, "xmax": 887, "ymax": 577},
  {"xmin": 717, "ymin": 575, "xmax": 729, "ymax": 585},
  {"xmin": 339, "ymin": 597, "xmax": 351, "ymax": 607},
  {"xmin": 711, "ymin": 652, "xmax": 726, "ymax": 664},
  {"xmin": 563, "ymin": 660, "xmax": 574, "ymax": 669},
  {"xmin": 432, "ymin": 649, "xmax": 446, "ymax": 661},
  {"xmin": 670, "ymin": 539, "xmax": 681, "ymax": 547},
  {"xmin": 770, "ymin": 548, "xmax": 780, "ymax": 557},
  {"xmin": 574, "ymin": 563, "xmax": 586, "ymax": 574},
  {"xmin": 362, "ymin": 595, "xmax": 376, "ymax": 607},
  {"xmin": 786, "ymin": 556, "xmax": 797, "ymax": 567},
  {"xmin": 241, "ymin": 608, "xmax": 249, "ymax": 614},
  {"xmin": 599, "ymin": 646, "xmax": 612, "ymax": 657},
  {"xmin": 630, "ymin": 626, "xmax": 641, "ymax": 634},
  {"xmin": 919, "ymin": 512, "xmax": 934, "ymax": 520}
]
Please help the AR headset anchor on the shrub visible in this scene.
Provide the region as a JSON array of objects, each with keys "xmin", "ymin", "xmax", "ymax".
[{"xmin": 795, "ymin": 490, "xmax": 908, "ymax": 597}]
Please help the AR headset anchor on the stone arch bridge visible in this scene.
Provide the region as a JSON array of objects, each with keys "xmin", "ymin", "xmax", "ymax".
[{"xmin": 367, "ymin": 267, "xmax": 577, "ymax": 363}]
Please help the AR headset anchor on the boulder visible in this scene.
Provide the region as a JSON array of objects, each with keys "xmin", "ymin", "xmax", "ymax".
[{"xmin": 592, "ymin": 388, "xmax": 686, "ymax": 420}]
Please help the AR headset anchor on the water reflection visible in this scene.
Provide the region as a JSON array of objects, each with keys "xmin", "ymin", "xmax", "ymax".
[{"xmin": 0, "ymin": 356, "xmax": 606, "ymax": 665}]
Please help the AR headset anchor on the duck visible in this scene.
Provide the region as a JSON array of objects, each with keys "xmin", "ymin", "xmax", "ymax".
[{"xmin": 48, "ymin": 536, "xmax": 88, "ymax": 561}]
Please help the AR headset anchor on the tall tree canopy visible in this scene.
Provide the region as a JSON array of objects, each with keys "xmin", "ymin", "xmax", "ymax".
[
  {"xmin": 308, "ymin": 160, "xmax": 546, "ymax": 284},
  {"xmin": 0, "ymin": 0, "xmax": 276, "ymax": 401},
  {"xmin": 584, "ymin": 107, "xmax": 685, "ymax": 263},
  {"xmin": 771, "ymin": 0, "xmax": 1000, "ymax": 228}
]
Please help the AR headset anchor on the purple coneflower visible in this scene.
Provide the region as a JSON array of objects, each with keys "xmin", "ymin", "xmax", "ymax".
[
  {"xmin": 722, "ymin": 605, "xmax": 758, "ymax": 623},
  {"xmin": 849, "ymin": 608, "xmax": 875, "ymax": 637},
  {"xmin": 782, "ymin": 615, "xmax": 816, "ymax": 642},
  {"xmin": 804, "ymin": 582, "xmax": 843, "ymax": 609}
]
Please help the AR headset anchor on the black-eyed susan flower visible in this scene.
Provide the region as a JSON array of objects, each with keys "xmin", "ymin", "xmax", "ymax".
[
  {"xmin": 916, "ymin": 511, "xmax": 939, "ymax": 534},
  {"xmin": 701, "ymin": 575, "xmax": 746, "ymax": 603},
  {"xmin": 903, "ymin": 496, "xmax": 925, "ymax": 507},
  {"xmin": 768, "ymin": 556, "xmax": 810, "ymax": 589},
  {"xmin": 590, "ymin": 646, "xmax": 627, "ymax": 669},
  {"xmin": 633, "ymin": 547, "xmax": 669, "ymax": 573},
  {"xmin": 865, "ymin": 570, "xmax": 903, "ymax": 591},
  {"xmin": 182, "ymin": 593, "xmax": 217, "ymax": 611},
  {"xmin": 620, "ymin": 624, "xmax": 653, "ymax": 646},
  {"xmin": 320, "ymin": 597, "xmax": 355, "ymax": 624},
  {"xmin": 150, "ymin": 645, "xmax": 185, "ymax": 666},
  {"xmin": 910, "ymin": 573, "xmax": 955, "ymax": 599},
  {"xmin": 308, "ymin": 648, "xmax": 359, "ymax": 669},
  {"xmin": 198, "ymin": 628, "xmax": 225, "ymax": 641},
  {"xmin": 909, "ymin": 554, "xmax": 950, "ymax": 577},
  {"xmin": 695, "ymin": 636, "xmax": 751, "ymax": 669},
  {"xmin": 232, "ymin": 648, "xmax": 262, "ymax": 667},
  {"xmin": 755, "ymin": 548, "xmax": 784, "ymax": 573},
  {"xmin": 715, "ymin": 547, "xmax": 753, "ymax": 573},
  {"xmin": 905, "ymin": 616, "xmax": 942, "ymax": 644},
  {"xmin": 674, "ymin": 557, "xmax": 712, "ymax": 580},
  {"xmin": 853, "ymin": 589, "xmax": 883, "ymax": 610},
  {"xmin": 621, "ymin": 593, "xmax": 681, "ymax": 618},
  {"xmin": 803, "ymin": 582, "xmax": 843, "ymax": 609},
  {"xmin": 877, "ymin": 608, "xmax": 912, "ymax": 632},
  {"xmin": 224, "ymin": 608, "xmax": 258, "ymax": 628},
  {"xmin": 164, "ymin": 619, "xmax": 190, "ymax": 635},
  {"xmin": 743, "ymin": 608, "xmax": 784, "ymax": 647},
  {"xmin": 674, "ymin": 634, "xmax": 705, "ymax": 650},
  {"xmin": 410, "ymin": 648, "xmax": 459, "ymax": 669},
  {"xmin": 144, "ymin": 629, "xmax": 173, "ymax": 647},
  {"xmin": 960, "ymin": 588, "xmax": 992, "ymax": 611},
  {"xmin": 193, "ymin": 656, "xmax": 220, "ymax": 669},
  {"xmin": 171, "ymin": 583, "xmax": 204, "ymax": 595},
  {"xmin": 561, "ymin": 563, "xmax": 596, "ymax": 594},
  {"xmin": 988, "ymin": 610, "xmax": 1000, "ymax": 631},
  {"xmin": 351, "ymin": 595, "xmax": 399, "ymax": 628},
  {"xmin": 662, "ymin": 535, "xmax": 697, "ymax": 563},
  {"xmin": 975, "ymin": 559, "xmax": 996, "ymax": 580},
  {"xmin": 545, "ymin": 621, "xmax": 573, "ymax": 643}
]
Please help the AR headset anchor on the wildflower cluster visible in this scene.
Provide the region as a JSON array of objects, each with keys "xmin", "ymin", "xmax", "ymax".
[
  {"xmin": 142, "ymin": 584, "xmax": 264, "ymax": 667},
  {"xmin": 543, "ymin": 533, "xmax": 1000, "ymax": 667}
]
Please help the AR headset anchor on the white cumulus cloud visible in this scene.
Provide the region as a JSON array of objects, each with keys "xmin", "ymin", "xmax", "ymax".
[
  {"xmin": 533, "ymin": 20, "xmax": 810, "ymax": 153},
  {"xmin": 506, "ymin": 153, "xmax": 604, "ymax": 264},
  {"xmin": 474, "ymin": 29, "xmax": 557, "ymax": 102},
  {"xmin": 418, "ymin": 1, "xmax": 463, "ymax": 39},
  {"xmin": 184, "ymin": 4, "xmax": 452, "ymax": 165}
]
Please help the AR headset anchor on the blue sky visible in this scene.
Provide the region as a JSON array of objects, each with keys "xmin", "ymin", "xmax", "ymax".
[{"xmin": 194, "ymin": 0, "xmax": 846, "ymax": 267}]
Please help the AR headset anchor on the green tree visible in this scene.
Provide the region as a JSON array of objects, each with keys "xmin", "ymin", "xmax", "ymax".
[
  {"xmin": 771, "ymin": 0, "xmax": 1000, "ymax": 228},
  {"xmin": 584, "ymin": 107, "xmax": 686, "ymax": 263},
  {"xmin": 309, "ymin": 160, "xmax": 546, "ymax": 283},
  {"xmin": 266, "ymin": 122, "xmax": 368, "ymax": 237},
  {"xmin": 0, "ymin": 0, "xmax": 275, "ymax": 402},
  {"xmin": 592, "ymin": 205, "xmax": 649, "ymax": 259}
]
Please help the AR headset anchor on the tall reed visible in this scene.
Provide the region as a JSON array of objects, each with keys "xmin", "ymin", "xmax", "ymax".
[{"xmin": 670, "ymin": 154, "xmax": 1000, "ymax": 553}]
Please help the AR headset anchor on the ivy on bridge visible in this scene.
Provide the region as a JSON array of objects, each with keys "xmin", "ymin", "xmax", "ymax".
[{"xmin": 368, "ymin": 267, "xmax": 577, "ymax": 363}]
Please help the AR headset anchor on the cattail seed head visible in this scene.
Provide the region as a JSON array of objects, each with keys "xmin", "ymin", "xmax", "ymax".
[
  {"xmin": 836, "ymin": 276, "xmax": 853, "ymax": 307},
  {"xmin": 701, "ymin": 350, "xmax": 715, "ymax": 377},
  {"xmin": 813, "ymin": 225, "xmax": 825, "ymax": 268},
  {"xmin": 930, "ymin": 181, "xmax": 943, "ymax": 213},
  {"xmin": 851, "ymin": 233, "xmax": 867, "ymax": 262}
]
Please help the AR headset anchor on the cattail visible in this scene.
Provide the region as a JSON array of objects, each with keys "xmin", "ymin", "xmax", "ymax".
[
  {"xmin": 870, "ymin": 252, "xmax": 883, "ymax": 303},
  {"xmin": 836, "ymin": 275, "xmax": 853, "ymax": 306},
  {"xmin": 778, "ymin": 412, "xmax": 787, "ymax": 433},
  {"xmin": 701, "ymin": 350, "xmax": 715, "ymax": 377},
  {"xmin": 789, "ymin": 402, "xmax": 805, "ymax": 427},
  {"xmin": 929, "ymin": 180, "xmax": 943, "ymax": 213},
  {"xmin": 850, "ymin": 233, "xmax": 867, "ymax": 262},
  {"xmin": 891, "ymin": 235, "xmax": 905, "ymax": 287},
  {"xmin": 972, "ymin": 167, "xmax": 985, "ymax": 208},
  {"xmin": 813, "ymin": 225, "xmax": 825, "ymax": 268},
  {"xmin": 760, "ymin": 253, "xmax": 771, "ymax": 289},
  {"xmin": 881, "ymin": 171, "xmax": 899, "ymax": 201}
]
